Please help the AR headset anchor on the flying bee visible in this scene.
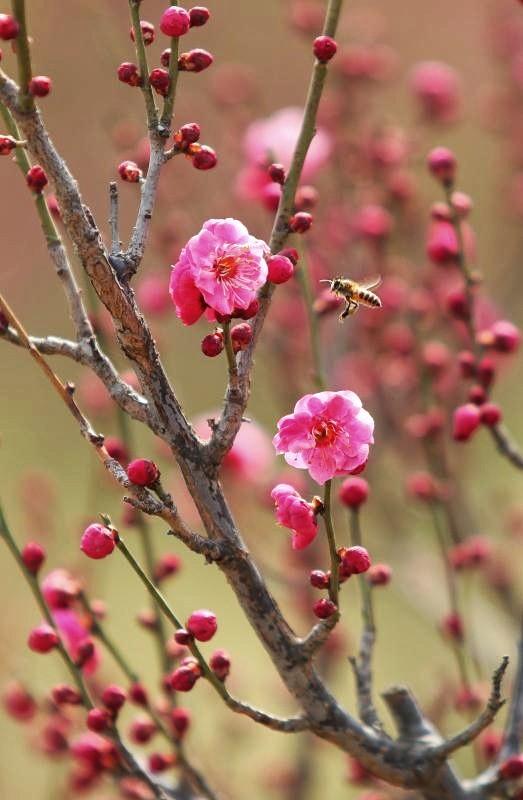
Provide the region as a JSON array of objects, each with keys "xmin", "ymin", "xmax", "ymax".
[{"xmin": 320, "ymin": 276, "xmax": 382, "ymax": 321}]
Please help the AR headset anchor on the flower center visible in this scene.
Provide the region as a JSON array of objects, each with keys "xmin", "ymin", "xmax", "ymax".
[
  {"xmin": 312, "ymin": 418, "xmax": 339, "ymax": 447},
  {"xmin": 213, "ymin": 255, "xmax": 240, "ymax": 280}
]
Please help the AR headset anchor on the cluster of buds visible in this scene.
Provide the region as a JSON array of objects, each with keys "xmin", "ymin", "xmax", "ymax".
[{"xmin": 172, "ymin": 122, "xmax": 218, "ymax": 170}]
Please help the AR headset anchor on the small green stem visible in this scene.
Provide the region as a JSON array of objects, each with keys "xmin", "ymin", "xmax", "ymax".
[
  {"xmin": 222, "ymin": 320, "xmax": 238, "ymax": 378},
  {"xmin": 129, "ymin": 0, "xmax": 158, "ymax": 131},
  {"xmin": 160, "ymin": 36, "xmax": 180, "ymax": 135},
  {"xmin": 444, "ymin": 185, "xmax": 477, "ymax": 353},
  {"xmin": 349, "ymin": 509, "xmax": 374, "ymax": 631},
  {"xmin": 323, "ymin": 480, "xmax": 340, "ymax": 606},
  {"xmin": 296, "ymin": 244, "xmax": 325, "ymax": 390},
  {"xmin": 0, "ymin": 503, "xmax": 92, "ymax": 708},
  {"xmin": 11, "ymin": 0, "xmax": 34, "ymax": 110}
]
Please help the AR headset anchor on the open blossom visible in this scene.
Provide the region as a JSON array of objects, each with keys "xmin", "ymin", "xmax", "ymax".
[
  {"xmin": 271, "ymin": 484, "xmax": 318, "ymax": 550},
  {"xmin": 170, "ymin": 218, "xmax": 268, "ymax": 322},
  {"xmin": 273, "ymin": 391, "xmax": 374, "ymax": 485}
]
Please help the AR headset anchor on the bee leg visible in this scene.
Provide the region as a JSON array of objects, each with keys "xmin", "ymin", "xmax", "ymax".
[
  {"xmin": 347, "ymin": 300, "xmax": 359, "ymax": 316},
  {"xmin": 339, "ymin": 301, "xmax": 351, "ymax": 322}
]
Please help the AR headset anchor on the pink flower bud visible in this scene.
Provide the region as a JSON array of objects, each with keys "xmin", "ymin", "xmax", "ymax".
[
  {"xmin": 101, "ymin": 684, "xmax": 127, "ymax": 712},
  {"xmin": 87, "ymin": 707, "xmax": 111, "ymax": 732},
  {"xmin": 29, "ymin": 75, "xmax": 52, "ymax": 97},
  {"xmin": 51, "ymin": 684, "xmax": 82, "ymax": 705},
  {"xmin": 340, "ymin": 546, "xmax": 371, "ymax": 575},
  {"xmin": 289, "ymin": 211, "xmax": 313, "ymax": 233},
  {"xmin": 127, "ymin": 458, "xmax": 160, "ymax": 487},
  {"xmin": 468, "ymin": 385, "xmax": 487, "ymax": 405},
  {"xmin": 410, "ymin": 61, "xmax": 461, "ymax": 123},
  {"xmin": 118, "ymin": 160, "xmax": 142, "ymax": 183},
  {"xmin": 171, "ymin": 707, "xmax": 191, "ymax": 737},
  {"xmin": 129, "ymin": 717, "xmax": 157, "ymax": 744},
  {"xmin": 354, "ymin": 204, "xmax": 392, "ymax": 242},
  {"xmin": 313, "ymin": 35, "xmax": 338, "ymax": 62},
  {"xmin": 21, "ymin": 541, "xmax": 45, "ymax": 574},
  {"xmin": 407, "ymin": 472, "xmax": 440, "ymax": 502},
  {"xmin": 477, "ymin": 356, "xmax": 496, "ymax": 388},
  {"xmin": 190, "ymin": 144, "xmax": 217, "ymax": 170},
  {"xmin": 178, "ymin": 48, "xmax": 214, "ymax": 73},
  {"xmin": 81, "ymin": 523, "xmax": 115, "ymax": 559},
  {"xmin": 480, "ymin": 402, "xmax": 502, "ymax": 427},
  {"xmin": 160, "ymin": 6, "xmax": 191, "ymax": 37},
  {"xmin": 310, "ymin": 569, "xmax": 330, "ymax": 589},
  {"xmin": 189, "ymin": 7, "xmax": 210, "ymax": 27},
  {"xmin": 368, "ymin": 563, "xmax": 392, "ymax": 586},
  {"xmin": 499, "ymin": 754, "xmax": 523, "ymax": 780},
  {"xmin": 446, "ymin": 287, "xmax": 470, "ymax": 319},
  {"xmin": 477, "ymin": 729, "xmax": 502, "ymax": 762},
  {"xmin": 231, "ymin": 323, "xmax": 252, "ymax": 353},
  {"xmin": 490, "ymin": 320, "xmax": 521, "ymax": 353},
  {"xmin": 149, "ymin": 67, "xmax": 170, "ymax": 97},
  {"xmin": 105, "ymin": 436, "xmax": 129, "ymax": 466},
  {"xmin": 26, "ymin": 165, "xmax": 48, "ymax": 193},
  {"xmin": 174, "ymin": 628, "xmax": 192, "ymax": 645},
  {"xmin": 154, "ymin": 553, "xmax": 182, "ymax": 582},
  {"xmin": 117, "ymin": 62, "xmax": 142, "ymax": 87},
  {"xmin": 458, "ymin": 350, "xmax": 476, "ymax": 378},
  {"xmin": 176, "ymin": 122, "xmax": 201, "ymax": 145},
  {"xmin": 128, "ymin": 683, "xmax": 148, "ymax": 707},
  {"xmin": 271, "ymin": 484, "xmax": 318, "ymax": 550},
  {"xmin": 149, "ymin": 753, "xmax": 176, "ymax": 773},
  {"xmin": 427, "ymin": 146, "xmax": 457, "ymax": 184},
  {"xmin": 267, "ymin": 254, "xmax": 294, "ymax": 284},
  {"xmin": 441, "ymin": 611, "xmax": 464, "ymax": 642},
  {"xmin": 312, "ymin": 598, "xmax": 337, "ymax": 619},
  {"xmin": 130, "ymin": 20, "xmax": 155, "ymax": 45},
  {"xmin": 186, "ymin": 609, "xmax": 217, "ymax": 642},
  {"xmin": 0, "ymin": 14, "xmax": 19, "ymax": 39},
  {"xmin": 209, "ymin": 649, "xmax": 231, "ymax": 680},
  {"xmin": 201, "ymin": 331, "xmax": 224, "ymax": 357},
  {"xmin": 0, "ymin": 134, "xmax": 17, "ymax": 155},
  {"xmin": 268, "ymin": 163, "xmax": 286, "ymax": 184},
  {"xmin": 28, "ymin": 623, "xmax": 59, "ymax": 653},
  {"xmin": 3, "ymin": 682, "xmax": 36, "ymax": 721},
  {"xmin": 170, "ymin": 666, "xmax": 200, "ymax": 692},
  {"xmin": 452, "ymin": 403, "xmax": 481, "ymax": 442},
  {"xmin": 339, "ymin": 477, "xmax": 369, "ymax": 509}
]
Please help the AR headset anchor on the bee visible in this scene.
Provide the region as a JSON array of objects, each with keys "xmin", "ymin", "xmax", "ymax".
[{"xmin": 320, "ymin": 276, "xmax": 382, "ymax": 321}]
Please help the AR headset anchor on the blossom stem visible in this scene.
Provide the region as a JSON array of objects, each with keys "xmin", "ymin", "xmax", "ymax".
[
  {"xmin": 0, "ymin": 502, "xmax": 93, "ymax": 708},
  {"xmin": 296, "ymin": 244, "xmax": 326, "ymax": 391},
  {"xmin": 160, "ymin": 32, "xmax": 181, "ymax": 135},
  {"xmin": 129, "ymin": 0, "xmax": 158, "ymax": 131},
  {"xmin": 222, "ymin": 320, "xmax": 238, "ymax": 378},
  {"xmin": 323, "ymin": 480, "xmax": 340, "ymax": 606},
  {"xmin": 349, "ymin": 509, "xmax": 374, "ymax": 631},
  {"xmin": 11, "ymin": 0, "xmax": 34, "ymax": 111}
]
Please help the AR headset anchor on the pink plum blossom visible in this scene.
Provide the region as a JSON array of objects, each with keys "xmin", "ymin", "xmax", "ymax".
[
  {"xmin": 170, "ymin": 218, "xmax": 268, "ymax": 322},
  {"xmin": 53, "ymin": 609, "xmax": 100, "ymax": 675},
  {"xmin": 273, "ymin": 391, "xmax": 374, "ymax": 485},
  {"xmin": 271, "ymin": 483, "xmax": 318, "ymax": 550}
]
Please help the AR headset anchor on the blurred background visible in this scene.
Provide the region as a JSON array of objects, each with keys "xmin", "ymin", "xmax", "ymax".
[{"xmin": 1, "ymin": 0, "xmax": 523, "ymax": 798}]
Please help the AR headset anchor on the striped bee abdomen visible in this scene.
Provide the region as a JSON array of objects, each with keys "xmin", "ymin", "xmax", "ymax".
[{"xmin": 358, "ymin": 290, "xmax": 382, "ymax": 307}]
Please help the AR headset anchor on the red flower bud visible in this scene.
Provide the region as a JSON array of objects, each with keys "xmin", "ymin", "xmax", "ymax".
[
  {"xmin": 191, "ymin": 144, "xmax": 217, "ymax": 170},
  {"xmin": 267, "ymin": 254, "xmax": 294, "ymax": 284},
  {"xmin": 51, "ymin": 684, "xmax": 82, "ymax": 705},
  {"xmin": 499, "ymin": 754, "xmax": 523, "ymax": 780},
  {"xmin": 21, "ymin": 541, "xmax": 45, "ymax": 574},
  {"xmin": 129, "ymin": 717, "xmax": 157, "ymax": 744},
  {"xmin": 170, "ymin": 666, "xmax": 200, "ymax": 692},
  {"xmin": 427, "ymin": 146, "xmax": 457, "ymax": 184},
  {"xmin": 339, "ymin": 477, "xmax": 369, "ymax": 508},
  {"xmin": 176, "ymin": 122, "xmax": 201, "ymax": 145},
  {"xmin": 231, "ymin": 323, "xmax": 252, "ymax": 353},
  {"xmin": 178, "ymin": 48, "xmax": 214, "ymax": 73},
  {"xmin": 480, "ymin": 402, "xmax": 502, "ymax": 427},
  {"xmin": 189, "ymin": 7, "xmax": 210, "ymax": 27},
  {"xmin": 235, "ymin": 298, "xmax": 259, "ymax": 320},
  {"xmin": 127, "ymin": 458, "xmax": 160, "ymax": 487},
  {"xmin": 310, "ymin": 569, "xmax": 330, "ymax": 589},
  {"xmin": 87, "ymin": 708, "xmax": 112, "ymax": 733},
  {"xmin": 171, "ymin": 707, "xmax": 191, "ymax": 737},
  {"xmin": 468, "ymin": 385, "xmax": 486, "ymax": 405},
  {"xmin": 26, "ymin": 165, "xmax": 48, "ymax": 193},
  {"xmin": 118, "ymin": 62, "xmax": 142, "ymax": 87},
  {"xmin": 154, "ymin": 553, "xmax": 182, "ymax": 582},
  {"xmin": 313, "ymin": 35, "xmax": 338, "ymax": 62},
  {"xmin": 29, "ymin": 76, "xmax": 52, "ymax": 97},
  {"xmin": 209, "ymin": 649, "xmax": 231, "ymax": 680},
  {"xmin": 174, "ymin": 627, "xmax": 192, "ymax": 645},
  {"xmin": 201, "ymin": 331, "xmax": 224, "ymax": 357},
  {"xmin": 340, "ymin": 546, "xmax": 371, "ymax": 576},
  {"xmin": 129, "ymin": 683, "xmax": 148, "ymax": 707},
  {"xmin": 28, "ymin": 623, "xmax": 59, "ymax": 653},
  {"xmin": 149, "ymin": 752, "xmax": 176, "ymax": 773},
  {"xmin": 0, "ymin": 134, "xmax": 17, "ymax": 155},
  {"xmin": 289, "ymin": 211, "xmax": 313, "ymax": 233},
  {"xmin": 101, "ymin": 684, "xmax": 127, "ymax": 712},
  {"xmin": 441, "ymin": 611, "xmax": 464, "ymax": 642},
  {"xmin": 130, "ymin": 20, "xmax": 155, "ymax": 46},
  {"xmin": 368, "ymin": 563, "xmax": 392, "ymax": 586},
  {"xmin": 118, "ymin": 160, "xmax": 142, "ymax": 183},
  {"xmin": 0, "ymin": 14, "xmax": 19, "ymax": 40},
  {"xmin": 268, "ymin": 163, "xmax": 286, "ymax": 184},
  {"xmin": 312, "ymin": 598, "xmax": 337, "ymax": 619},
  {"xmin": 186, "ymin": 609, "xmax": 217, "ymax": 642},
  {"xmin": 160, "ymin": 6, "xmax": 191, "ymax": 37},
  {"xmin": 452, "ymin": 403, "xmax": 481, "ymax": 442},
  {"xmin": 149, "ymin": 67, "xmax": 170, "ymax": 97},
  {"xmin": 81, "ymin": 523, "xmax": 115, "ymax": 559},
  {"xmin": 3, "ymin": 682, "xmax": 36, "ymax": 721}
]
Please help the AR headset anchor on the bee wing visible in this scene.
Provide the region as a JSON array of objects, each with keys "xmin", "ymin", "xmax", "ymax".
[{"xmin": 359, "ymin": 276, "xmax": 382, "ymax": 291}]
